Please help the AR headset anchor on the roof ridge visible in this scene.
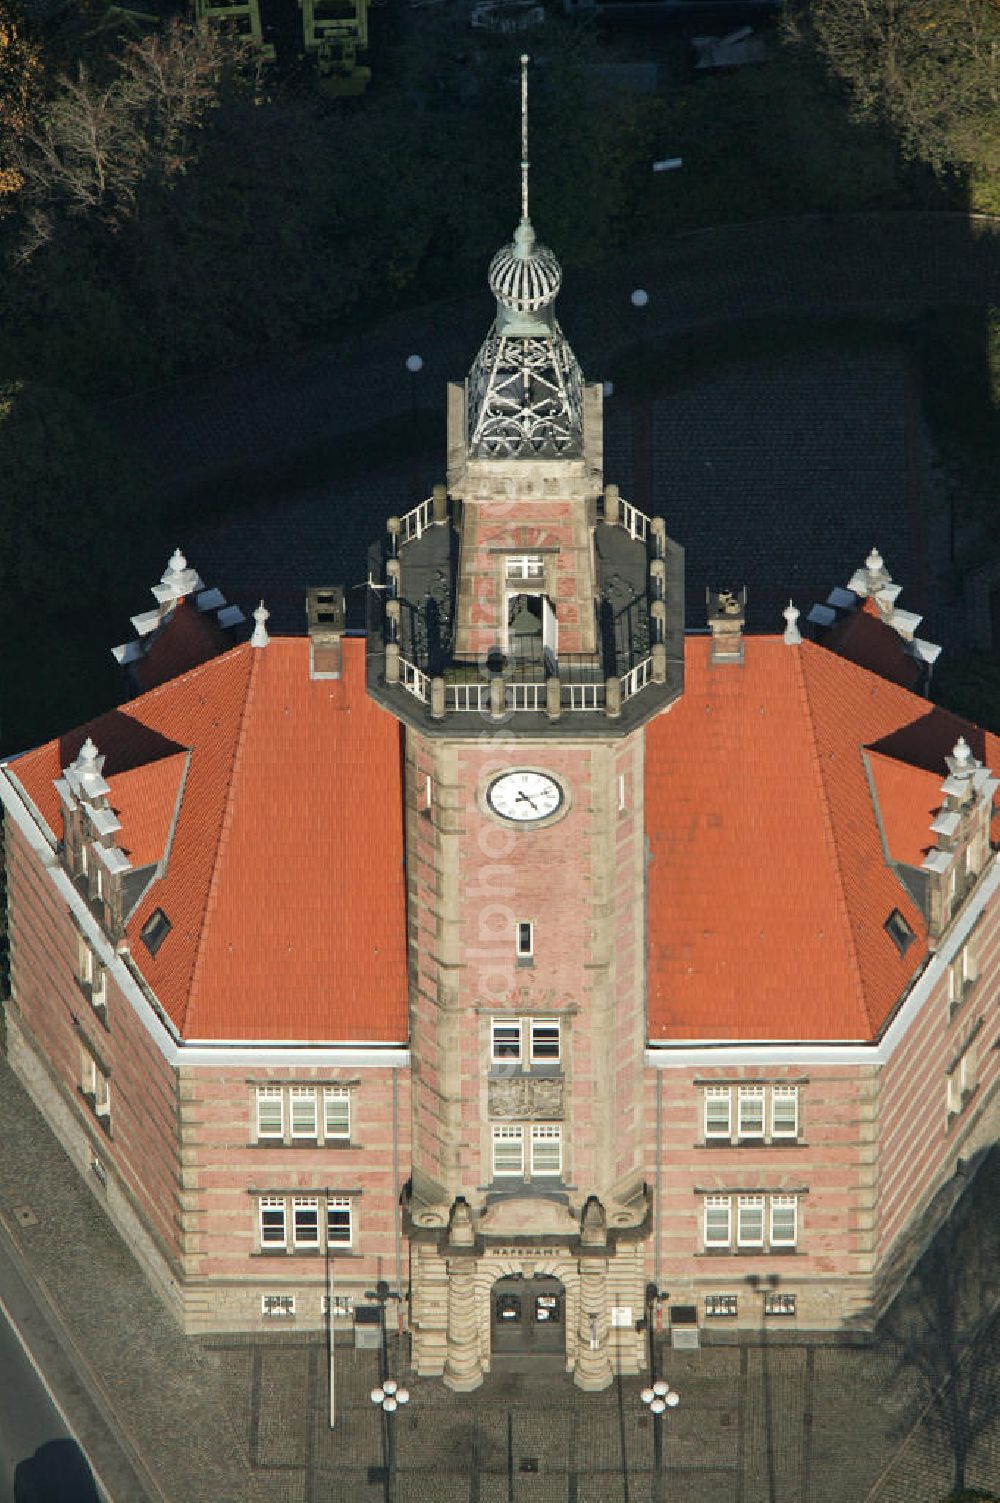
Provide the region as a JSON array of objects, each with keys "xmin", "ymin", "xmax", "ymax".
[
  {"xmin": 181, "ymin": 644, "xmax": 260, "ymax": 1035},
  {"xmin": 794, "ymin": 642, "xmax": 872, "ymax": 1036}
]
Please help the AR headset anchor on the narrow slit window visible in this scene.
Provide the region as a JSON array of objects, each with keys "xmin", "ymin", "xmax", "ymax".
[{"xmin": 516, "ymin": 922, "xmax": 534, "ymax": 961}]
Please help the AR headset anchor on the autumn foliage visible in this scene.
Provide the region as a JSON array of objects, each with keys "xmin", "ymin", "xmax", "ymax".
[{"xmin": 0, "ymin": 0, "xmax": 43, "ymax": 195}]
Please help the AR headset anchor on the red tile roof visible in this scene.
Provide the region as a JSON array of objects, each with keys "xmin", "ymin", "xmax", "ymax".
[
  {"xmin": 107, "ymin": 753, "xmax": 187, "ymax": 870},
  {"xmin": 11, "ymin": 640, "xmax": 407, "ymax": 1043},
  {"xmin": 645, "ymin": 636, "xmax": 1000, "ymax": 1044}
]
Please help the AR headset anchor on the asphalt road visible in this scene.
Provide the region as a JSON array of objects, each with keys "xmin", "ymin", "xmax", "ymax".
[{"xmin": 0, "ymin": 1299, "xmax": 101, "ymax": 1503}]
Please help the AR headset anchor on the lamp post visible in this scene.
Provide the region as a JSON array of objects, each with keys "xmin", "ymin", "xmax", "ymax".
[
  {"xmin": 365, "ymin": 1279, "xmax": 403, "ymax": 1379},
  {"xmin": 405, "ymin": 353, "xmax": 423, "ymax": 420},
  {"xmin": 640, "ymin": 1377, "xmax": 679, "ymax": 1502},
  {"xmin": 371, "ymin": 1377, "xmax": 410, "ymax": 1503}
]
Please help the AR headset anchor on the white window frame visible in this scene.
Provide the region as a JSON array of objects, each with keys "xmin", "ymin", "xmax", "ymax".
[
  {"xmin": 530, "ymin": 1124, "xmax": 562, "ymax": 1177},
  {"xmin": 770, "ymin": 1085, "xmax": 799, "ymax": 1139},
  {"xmin": 292, "ymin": 1195, "xmax": 320, "ymax": 1249},
  {"xmin": 262, "ymin": 1293, "xmax": 295, "ymax": 1318},
  {"xmin": 259, "ymin": 1196, "xmax": 287, "ymax": 1249},
  {"xmin": 326, "ymin": 1197, "xmax": 354, "ymax": 1248},
  {"xmin": 516, "ymin": 921, "xmax": 534, "ymax": 962},
  {"xmin": 736, "ymin": 1195, "xmax": 765, "ymax": 1247},
  {"xmin": 256, "ymin": 1085, "xmax": 284, "ymax": 1140},
  {"xmin": 323, "ymin": 1086, "xmax": 351, "ymax": 1140},
  {"xmin": 492, "ymin": 1124, "xmax": 524, "ymax": 1177},
  {"xmin": 769, "ymin": 1195, "xmax": 798, "ymax": 1248},
  {"xmin": 704, "ymin": 1086, "xmax": 732, "ymax": 1140},
  {"xmin": 289, "ymin": 1086, "xmax": 319, "ymax": 1140},
  {"xmin": 491, "ymin": 1019, "xmax": 522, "ymax": 1064},
  {"xmin": 704, "ymin": 1195, "xmax": 732, "ymax": 1249},
  {"xmin": 506, "ymin": 555, "xmax": 545, "ymax": 582},
  {"xmin": 737, "ymin": 1085, "xmax": 766, "ymax": 1139},
  {"xmin": 529, "ymin": 1019, "xmax": 560, "ymax": 1064}
]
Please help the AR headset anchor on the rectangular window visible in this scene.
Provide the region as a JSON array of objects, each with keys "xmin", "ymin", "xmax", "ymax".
[
  {"xmin": 704, "ymin": 1195, "xmax": 731, "ymax": 1248},
  {"xmin": 292, "ymin": 1196, "xmax": 320, "ymax": 1249},
  {"xmin": 80, "ymin": 1049, "xmax": 110, "ymax": 1119},
  {"xmin": 770, "ymin": 1196, "xmax": 798, "ymax": 1248},
  {"xmin": 492, "ymin": 1020, "xmax": 522, "ymax": 1063},
  {"xmin": 770, "ymin": 1086, "xmax": 799, "ymax": 1139},
  {"xmin": 530, "ymin": 1019, "xmax": 560, "ymax": 1063},
  {"xmin": 94, "ymin": 1070, "xmax": 110, "ymax": 1119},
  {"xmin": 256, "ymin": 1086, "xmax": 284, "ymax": 1140},
  {"xmin": 259, "ymin": 1197, "xmax": 287, "ymax": 1248},
  {"xmin": 948, "ymin": 1041, "xmax": 977, "ymax": 1116},
  {"xmin": 323, "ymin": 1086, "xmax": 351, "ymax": 1140},
  {"xmin": 737, "ymin": 1195, "xmax": 765, "ymax": 1247},
  {"xmin": 516, "ymin": 922, "xmax": 534, "ymax": 962},
  {"xmin": 763, "ymin": 1291, "xmax": 797, "ymax": 1317},
  {"xmin": 492, "ymin": 1125, "xmax": 524, "ymax": 1177},
  {"xmin": 262, "ymin": 1294, "xmax": 295, "ymax": 1318},
  {"xmin": 705, "ymin": 1294, "xmax": 738, "ymax": 1318},
  {"xmin": 704, "ymin": 1086, "xmax": 732, "ymax": 1139},
  {"xmin": 948, "ymin": 947, "xmax": 974, "ymax": 1011},
  {"xmin": 737, "ymin": 1086, "xmax": 765, "ymax": 1139},
  {"xmin": 326, "ymin": 1197, "xmax": 353, "ymax": 1247},
  {"xmin": 290, "ymin": 1086, "xmax": 318, "ymax": 1139},
  {"xmin": 506, "ymin": 555, "xmax": 544, "ymax": 582},
  {"xmin": 530, "ymin": 1125, "xmax": 562, "ymax": 1177}
]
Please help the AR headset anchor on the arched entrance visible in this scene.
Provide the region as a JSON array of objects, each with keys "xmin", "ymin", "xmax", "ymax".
[{"xmin": 490, "ymin": 1273, "xmax": 565, "ymax": 1368}]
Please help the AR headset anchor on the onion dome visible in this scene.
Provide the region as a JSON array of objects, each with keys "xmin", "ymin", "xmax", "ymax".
[{"xmin": 488, "ymin": 218, "xmax": 562, "ymax": 319}]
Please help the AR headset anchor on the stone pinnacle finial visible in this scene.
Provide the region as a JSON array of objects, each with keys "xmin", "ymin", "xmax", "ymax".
[
  {"xmin": 166, "ymin": 547, "xmax": 187, "ymax": 577},
  {"xmin": 953, "ymin": 736, "xmax": 972, "ymax": 767},
  {"xmin": 783, "ymin": 600, "xmax": 801, "ymax": 645},
  {"xmin": 76, "ymin": 736, "xmax": 99, "ymax": 769},
  {"xmin": 251, "ymin": 601, "xmax": 270, "ymax": 648},
  {"xmin": 866, "ymin": 546, "xmax": 884, "ymax": 576}
]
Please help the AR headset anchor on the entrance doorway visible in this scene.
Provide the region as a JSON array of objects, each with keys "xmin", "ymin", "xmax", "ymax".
[{"xmin": 491, "ymin": 1274, "xmax": 565, "ymax": 1369}]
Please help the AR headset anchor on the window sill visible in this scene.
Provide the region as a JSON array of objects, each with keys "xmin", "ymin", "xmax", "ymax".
[
  {"xmin": 251, "ymin": 1248, "xmax": 360, "ymax": 1259},
  {"xmin": 249, "ymin": 1139, "xmax": 359, "ymax": 1150},
  {"xmin": 699, "ymin": 1139, "xmax": 804, "ymax": 1149},
  {"xmin": 947, "ymin": 1085, "xmax": 980, "ymax": 1129},
  {"xmin": 697, "ymin": 1247, "xmax": 799, "ymax": 1257},
  {"xmin": 488, "ymin": 1066, "xmax": 562, "ymax": 1080}
]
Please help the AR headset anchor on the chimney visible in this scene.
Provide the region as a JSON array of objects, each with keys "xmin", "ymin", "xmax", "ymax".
[
  {"xmin": 707, "ymin": 587, "xmax": 746, "ymax": 665},
  {"xmin": 307, "ymin": 586, "xmax": 345, "ymax": 679}
]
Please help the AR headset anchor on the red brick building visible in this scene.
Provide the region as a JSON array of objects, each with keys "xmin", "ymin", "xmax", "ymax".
[{"xmin": 3, "ymin": 104, "xmax": 998, "ymax": 1384}]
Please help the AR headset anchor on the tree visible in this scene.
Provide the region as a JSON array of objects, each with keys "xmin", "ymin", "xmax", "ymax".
[
  {"xmin": 0, "ymin": 0, "xmax": 44, "ymax": 197},
  {"xmin": 786, "ymin": 0, "xmax": 1000, "ymax": 179},
  {"xmin": 3, "ymin": 18, "xmax": 252, "ymax": 260}
]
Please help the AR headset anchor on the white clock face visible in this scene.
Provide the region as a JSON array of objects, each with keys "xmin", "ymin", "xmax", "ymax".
[{"xmin": 487, "ymin": 770, "xmax": 563, "ymax": 824}]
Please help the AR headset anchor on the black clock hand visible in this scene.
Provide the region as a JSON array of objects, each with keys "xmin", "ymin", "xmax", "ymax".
[{"xmin": 516, "ymin": 790, "xmax": 538, "ymax": 810}]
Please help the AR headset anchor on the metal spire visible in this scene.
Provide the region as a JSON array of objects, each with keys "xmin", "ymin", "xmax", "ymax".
[{"xmin": 520, "ymin": 52, "xmax": 530, "ymax": 224}]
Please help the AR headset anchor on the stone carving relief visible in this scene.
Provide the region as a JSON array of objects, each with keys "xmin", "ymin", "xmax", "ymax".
[{"xmin": 488, "ymin": 1075, "xmax": 564, "ymax": 1120}]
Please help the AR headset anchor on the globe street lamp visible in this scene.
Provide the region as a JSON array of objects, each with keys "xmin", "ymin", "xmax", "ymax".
[
  {"xmin": 640, "ymin": 1379, "xmax": 679, "ymax": 1500},
  {"xmin": 405, "ymin": 354, "xmax": 424, "ymax": 420},
  {"xmin": 371, "ymin": 1378, "xmax": 410, "ymax": 1503}
]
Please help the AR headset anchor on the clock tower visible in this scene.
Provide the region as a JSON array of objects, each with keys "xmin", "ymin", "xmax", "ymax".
[{"xmin": 366, "ymin": 58, "xmax": 684, "ymax": 1388}]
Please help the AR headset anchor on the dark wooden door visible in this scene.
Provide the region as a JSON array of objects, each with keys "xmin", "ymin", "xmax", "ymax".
[{"xmin": 491, "ymin": 1276, "xmax": 564, "ymax": 1359}]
